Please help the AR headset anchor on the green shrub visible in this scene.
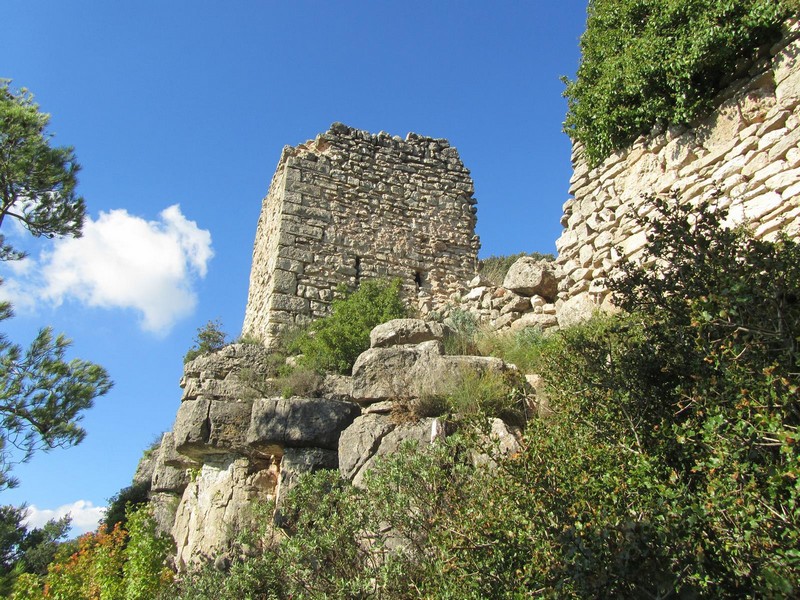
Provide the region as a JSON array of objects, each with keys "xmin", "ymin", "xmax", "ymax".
[
  {"xmin": 184, "ymin": 319, "xmax": 227, "ymax": 363},
  {"xmin": 292, "ymin": 278, "xmax": 408, "ymax": 375},
  {"xmin": 122, "ymin": 505, "xmax": 173, "ymax": 600},
  {"xmin": 103, "ymin": 481, "xmax": 151, "ymax": 533},
  {"xmin": 564, "ymin": 0, "xmax": 797, "ymax": 165},
  {"xmin": 442, "ymin": 308, "xmax": 480, "ymax": 355}
]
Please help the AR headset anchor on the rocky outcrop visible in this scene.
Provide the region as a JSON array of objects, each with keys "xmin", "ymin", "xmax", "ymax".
[{"xmin": 138, "ymin": 319, "xmax": 530, "ymax": 568}]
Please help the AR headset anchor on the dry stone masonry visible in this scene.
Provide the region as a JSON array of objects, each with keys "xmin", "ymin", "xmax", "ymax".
[
  {"xmin": 242, "ymin": 123, "xmax": 480, "ymax": 349},
  {"xmin": 555, "ymin": 20, "xmax": 800, "ymax": 326}
]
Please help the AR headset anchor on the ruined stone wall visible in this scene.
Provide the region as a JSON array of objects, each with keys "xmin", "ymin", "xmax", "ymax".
[
  {"xmin": 242, "ymin": 123, "xmax": 480, "ymax": 348},
  {"xmin": 555, "ymin": 21, "xmax": 800, "ymax": 326}
]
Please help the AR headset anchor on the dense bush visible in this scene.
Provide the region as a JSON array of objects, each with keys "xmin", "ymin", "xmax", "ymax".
[
  {"xmin": 102, "ymin": 481, "xmax": 151, "ymax": 533},
  {"xmin": 15, "ymin": 505, "xmax": 173, "ymax": 599},
  {"xmin": 291, "ymin": 278, "xmax": 408, "ymax": 375},
  {"xmin": 564, "ymin": 0, "xmax": 797, "ymax": 165}
]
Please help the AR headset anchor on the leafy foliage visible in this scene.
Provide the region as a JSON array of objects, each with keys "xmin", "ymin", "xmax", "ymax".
[
  {"xmin": 183, "ymin": 319, "xmax": 228, "ymax": 363},
  {"xmin": 291, "ymin": 278, "xmax": 408, "ymax": 375},
  {"xmin": 102, "ymin": 481, "xmax": 151, "ymax": 534},
  {"xmin": 563, "ymin": 0, "xmax": 797, "ymax": 165},
  {"xmin": 23, "ymin": 505, "xmax": 173, "ymax": 599}
]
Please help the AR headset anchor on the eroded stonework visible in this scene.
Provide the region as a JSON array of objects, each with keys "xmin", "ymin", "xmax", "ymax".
[
  {"xmin": 555, "ymin": 21, "xmax": 800, "ymax": 324},
  {"xmin": 242, "ymin": 123, "xmax": 480, "ymax": 349}
]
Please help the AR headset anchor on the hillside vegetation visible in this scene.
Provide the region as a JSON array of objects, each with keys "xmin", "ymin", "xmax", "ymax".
[
  {"xmin": 12, "ymin": 193, "xmax": 796, "ymax": 598},
  {"xmin": 564, "ymin": 0, "xmax": 799, "ymax": 165}
]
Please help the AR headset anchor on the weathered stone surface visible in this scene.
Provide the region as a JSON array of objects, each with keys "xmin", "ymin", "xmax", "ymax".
[
  {"xmin": 173, "ymin": 399, "xmax": 253, "ymax": 461},
  {"xmin": 319, "ymin": 373, "xmax": 353, "ymax": 401},
  {"xmin": 132, "ymin": 442, "xmax": 159, "ymax": 487},
  {"xmin": 351, "ymin": 418, "xmax": 437, "ymax": 488},
  {"xmin": 151, "ymin": 434, "xmax": 191, "ymax": 494},
  {"xmin": 351, "ymin": 337, "xmax": 514, "ymax": 403},
  {"xmin": 173, "ymin": 399, "xmax": 211, "ymax": 459},
  {"xmin": 172, "ymin": 455, "xmax": 279, "ymax": 570},
  {"xmin": 370, "ymin": 318, "xmax": 445, "ymax": 348},
  {"xmin": 351, "ymin": 340, "xmax": 443, "ymax": 402},
  {"xmin": 503, "ymin": 258, "xmax": 557, "ymax": 301},
  {"xmin": 557, "ymin": 294, "xmax": 598, "ymax": 329},
  {"xmin": 509, "ymin": 312, "xmax": 559, "ymax": 332},
  {"xmin": 338, "ymin": 413, "xmax": 396, "ymax": 481},
  {"xmin": 554, "ymin": 22, "xmax": 800, "ymax": 317},
  {"xmin": 247, "ymin": 396, "xmax": 361, "ymax": 453},
  {"xmin": 149, "ymin": 492, "xmax": 181, "ymax": 536},
  {"xmin": 242, "ymin": 124, "xmax": 480, "ymax": 349}
]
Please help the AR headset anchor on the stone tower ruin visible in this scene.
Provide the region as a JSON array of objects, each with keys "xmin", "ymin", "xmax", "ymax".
[{"xmin": 242, "ymin": 122, "xmax": 481, "ymax": 348}]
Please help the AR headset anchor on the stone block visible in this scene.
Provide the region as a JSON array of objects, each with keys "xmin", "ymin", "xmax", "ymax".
[
  {"xmin": 247, "ymin": 397, "xmax": 361, "ymax": 453},
  {"xmin": 502, "ymin": 258, "xmax": 557, "ymax": 301},
  {"xmin": 370, "ymin": 319, "xmax": 445, "ymax": 348}
]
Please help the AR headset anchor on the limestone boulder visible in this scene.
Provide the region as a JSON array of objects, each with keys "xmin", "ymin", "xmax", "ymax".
[
  {"xmin": 338, "ymin": 413, "xmax": 396, "ymax": 480},
  {"xmin": 132, "ymin": 442, "xmax": 159, "ymax": 487},
  {"xmin": 172, "ymin": 399, "xmax": 211, "ymax": 459},
  {"xmin": 351, "ymin": 338, "xmax": 517, "ymax": 403},
  {"xmin": 509, "ymin": 312, "xmax": 559, "ymax": 332},
  {"xmin": 503, "ymin": 258, "xmax": 558, "ymax": 301},
  {"xmin": 151, "ymin": 434, "xmax": 191, "ymax": 494},
  {"xmin": 160, "ymin": 431, "xmax": 199, "ymax": 469},
  {"xmin": 556, "ymin": 293, "xmax": 598, "ymax": 328},
  {"xmin": 349, "ymin": 418, "xmax": 438, "ymax": 488},
  {"xmin": 247, "ymin": 396, "xmax": 361, "ymax": 454},
  {"xmin": 171, "ymin": 455, "xmax": 279, "ymax": 571},
  {"xmin": 350, "ymin": 340, "xmax": 443, "ymax": 402},
  {"xmin": 181, "ymin": 343, "xmax": 275, "ymax": 402},
  {"xmin": 173, "ymin": 399, "xmax": 253, "ymax": 462},
  {"xmin": 370, "ymin": 318, "xmax": 445, "ymax": 348}
]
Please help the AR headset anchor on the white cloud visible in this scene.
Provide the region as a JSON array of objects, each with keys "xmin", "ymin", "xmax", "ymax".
[
  {"xmin": 0, "ymin": 204, "xmax": 213, "ymax": 334},
  {"xmin": 23, "ymin": 500, "xmax": 107, "ymax": 535}
]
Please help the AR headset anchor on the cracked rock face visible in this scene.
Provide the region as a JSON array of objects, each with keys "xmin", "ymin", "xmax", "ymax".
[
  {"xmin": 247, "ymin": 397, "xmax": 360, "ymax": 454},
  {"xmin": 171, "ymin": 454, "xmax": 279, "ymax": 571},
  {"xmin": 147, "ymin": 318, "xmax": 528, "ymax": 568}
]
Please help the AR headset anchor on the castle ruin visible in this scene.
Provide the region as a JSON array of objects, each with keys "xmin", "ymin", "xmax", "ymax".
[{"xmin": 242, "ymin": 122, "xmax": 481, "ymax": 348}]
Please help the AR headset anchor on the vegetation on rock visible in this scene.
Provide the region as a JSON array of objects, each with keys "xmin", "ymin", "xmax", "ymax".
[
  {"xmin": 183, "ymin": 319, "xmax": 228, "ymax": 363},
  {"xmin": 290, "ymin": 278, "xmax": 408, "ymax": 375},
  {"xmin": 563, "ymin": 0, "xmax": 798, "ymax": 165},
  {"xmin": 477, "ymin": 251, "xmax": 554, "ymax": 286}
]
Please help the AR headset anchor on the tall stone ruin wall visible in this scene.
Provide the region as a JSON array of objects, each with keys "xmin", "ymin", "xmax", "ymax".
[
  {"xmin": 554, "ymin": 20, "xmax": 800, "ymax": 326},
  {"xmin": 242, "ymin": 123, "xmax": 480, "ymax": 348}
]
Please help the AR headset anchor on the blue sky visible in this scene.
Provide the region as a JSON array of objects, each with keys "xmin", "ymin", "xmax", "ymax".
[{"xmin": 0, "ymin": 1, "xmax": 587, "ymax": 533}]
